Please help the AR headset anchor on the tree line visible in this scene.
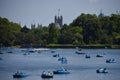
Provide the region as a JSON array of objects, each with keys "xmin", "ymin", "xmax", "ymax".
[{"xmin": 0, "ymin": 13, "xmax": 120, "ymax": 47}]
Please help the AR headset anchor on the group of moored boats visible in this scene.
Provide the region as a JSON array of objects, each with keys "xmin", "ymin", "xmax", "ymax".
[
  {"xmin": 2, "ymin": 47, "xmax": 116, "ymax": 78},
  {"xmin": 13, "ymin": 49, "xmax": 70, "ymax": 79},
  {"xmin": 21, "ymin": 48, "xmax": 50, "ymax": 53},
  {"xmin": 13, "ymin": 68, "xmax": 70, "ymax": 78},
  {"xmin": 52, "ymin": 50, "xmax": 68, "ymax": 64},
  {"xmin": 40, "ymin": 68, "xmax": 70, "ymax": 78},
  {"xmin": 75, "ymin": 47, "xmax": 116, "ymax": 74}
]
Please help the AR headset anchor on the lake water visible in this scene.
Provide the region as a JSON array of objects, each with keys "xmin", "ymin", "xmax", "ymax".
[{"xmin": 0, "ymin": 48, "xmax": 120, "ymax": 80}]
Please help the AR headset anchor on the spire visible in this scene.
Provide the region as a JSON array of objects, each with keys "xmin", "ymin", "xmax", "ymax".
[
  {"xmin": 54, "ymin": 9, "xmax": 63, "ymax": 29},
  {"xmin": 99, "ymin": 9, "xmax": 104, "ymax": 18},
  {"xmin": 100, "ymin": 9, "xmax": 103, "ymax": 14},
  {"xmin": 58, "ymin": 9, "xmax": 60, "ymax": 16}
]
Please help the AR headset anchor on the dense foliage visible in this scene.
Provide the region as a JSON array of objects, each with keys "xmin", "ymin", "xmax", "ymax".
[{"xmin": 0, "ymin": 13, "xmax": 120, "ymax": 47}]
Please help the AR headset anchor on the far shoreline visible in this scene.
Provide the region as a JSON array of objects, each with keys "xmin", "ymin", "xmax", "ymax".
[
  {"xmin": 46, "ymin": 44, "xmax": 120, "ymax": 49},
  {"xmin": 1, "ymin": 44, "xmax": 120, "ymax": 49}
]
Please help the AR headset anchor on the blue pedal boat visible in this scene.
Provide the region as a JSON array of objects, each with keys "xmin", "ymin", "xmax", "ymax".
[
  {"xmin": 13, "ymin": 71, "xmax": 27, "ymax": 78},
  {"xmin": 41, "ymin": 71, "xmax": 53, "ymax": 78},
  {"xmin": 53, "ymin": 69, "xmax": 70, "ymax": 74},
  {"xmin": 106, "ymin": 59, "xmax": 116, "ymax": 63},
  {"xmin": 96, "ymin": 68, "xmax": 108, "ymax": 73}
]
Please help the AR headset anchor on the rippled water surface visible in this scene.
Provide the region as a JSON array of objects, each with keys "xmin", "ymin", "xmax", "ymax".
[{"xmin": 0, "ymin": 48, "xmax": 120, "ymax": 80}]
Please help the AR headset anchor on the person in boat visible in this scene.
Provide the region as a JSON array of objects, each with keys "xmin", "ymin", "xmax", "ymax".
[
  {"xmin": 112, "ymin": 59, "xmax": 115, "ymax": 61},
  {"xmin": 97, "ymin": 68, "xmax": 107, "ymax": 73},
  {"xmin": 48, "ymin": 71, "xmax": 53, "ymax": 76},
  {"xmin": 57, "ymin": 54, "xmax": 59, "ymax": 57},
  {"xmin": 16, "ymin": 70, "xmax": 20, "ymax": 74},
  {"xmin": 104, "ymin": 68, "xmax": 106, "ymax": 71},
  {"xmin": 41, "ymin": 71, "xmax": 53, "ymax": 78},
  {"xmin": 62, "ymin": 67, "xmax": 67, "ymax": 71},
  {"xmin": 64, "ymin": 68, "xmax": 67, "ymax": 71},
  {"xmin": 42, "ymin": 71, "xmax": 46, "ymax": 74},
  {"xmin": 106, "ymin": 59, "xmax": 116, "ymax": 63}
]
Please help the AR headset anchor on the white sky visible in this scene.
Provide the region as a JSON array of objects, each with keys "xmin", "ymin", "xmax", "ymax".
[{"xmin": 0, "ymin": 0, "xmax": 120, "ymax": 27}]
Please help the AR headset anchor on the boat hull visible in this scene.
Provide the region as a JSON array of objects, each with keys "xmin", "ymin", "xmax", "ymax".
[
  {"xmin": 53, "ymin": 70, "xmax": 70, "ymax": 74},
  {"xmin": 106, "ymin": 59, "xmax": 116, "ymax": 63},
  {"xmin": 41, "ymin": 71, "xmax": 53, "ymax": 78},
  {"xmin": 41, "ymin": 74, "xmax": 53, "ymax": 78},
  {"xmin": 96, "ymin": 69, "xmax": 108, "ymax": 73},
  {"xmin": 13, "ymin": 73, "xmax": 27, "ymax": 78},
  {"xmin": 75, "ymin": 51, "xmax": 85, "ymax": 54}
]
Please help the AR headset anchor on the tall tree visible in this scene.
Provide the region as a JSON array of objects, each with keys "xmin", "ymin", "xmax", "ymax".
[
  {"xmin": 48, "ymin": 23, "xmax": 60, "ymax": 44},
  {"xmin": 20, "ymin": 25, "xmax": 30, "ymax": 33},
  {"xmin": 0, "ymin": 17, "xmax": 21, "ymax": 46}
]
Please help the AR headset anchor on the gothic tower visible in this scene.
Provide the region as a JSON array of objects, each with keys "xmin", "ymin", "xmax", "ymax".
[
  {"xmin": 54, "ymin": 9, "xmax": 63, "ymax": 29},
  {"xmin": 98, "ymin": 9, "xmax": 104, "ymax": 18}
]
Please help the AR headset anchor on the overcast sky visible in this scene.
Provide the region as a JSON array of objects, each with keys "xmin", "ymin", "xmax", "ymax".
[{"xmin": 0, "ymin": 0, "xmax": 120, "ymax": 27}]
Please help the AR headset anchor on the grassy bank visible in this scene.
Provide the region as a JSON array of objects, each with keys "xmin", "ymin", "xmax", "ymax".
[
  {"xmin": 1, "ymin": 44, "xmax": 120, "ymax": 49},
  {"xmin": 46, "ymin": 44, "xmax": 120, "ymax": 49},
  {"xmin": 111, "ymin": 45, "xmax": 120, "ymax": 49}
]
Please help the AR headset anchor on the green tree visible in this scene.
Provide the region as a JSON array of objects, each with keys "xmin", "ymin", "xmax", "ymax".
[
  {"xmin": 0, "ymin": 17, "xmax": 21, "ymax": 46},
  {"xmin": 48, "ymin": 23, "xmax": 60, "ymax": 44},
  {"xmin": 30, "ymin": 26, "xmax": 49, "ymax": 45},
  {"xmin": 70, "ymin": 14, "xmax": 101, "ymax": 44},
  {"xmin": 20, "ymin": 25, "xmax": 30, "ymax": 33},
  {"xmin": 59, "ymin": 25, "xmax": 83, "ymax": 44}
]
